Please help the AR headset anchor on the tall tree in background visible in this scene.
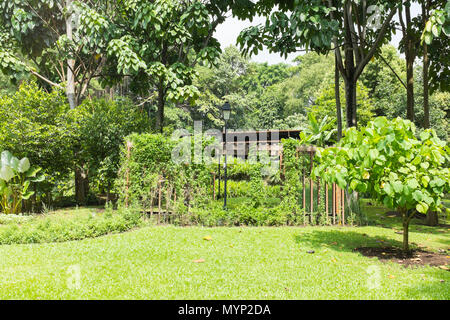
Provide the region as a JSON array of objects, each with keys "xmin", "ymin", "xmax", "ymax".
[
  {"xmin": 235, "ymin": 0, "xmax": 398, "ymax": 128},
  {"xmin": 421, "ymin": 0, "xmax": 450, "ymax": 128},
  {"xmin": 101, "ymin": 0, "xmax": 226, "ymax": 133},
  {"xmin": 0, "ymin": 0, "xmax": 117, "ymax": 109},
  {"xmin": 398, "ymin": 1, "xmax": 421, "ymax": 122}
]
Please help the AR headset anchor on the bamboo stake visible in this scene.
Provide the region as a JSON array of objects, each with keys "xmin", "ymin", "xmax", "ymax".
[
  {"xmin": 325, "ymin": 183, "xmax": 329, "ymax": 217},
  {"xmin": 158, "ymin": 179, "xmax": 162, "ymax": 224},
  {"xmin": 310, "ymin": 152, "xmax": 313, "ymax": 216},
  {"xmin": 125, "ymin": 141, "xmax": 132, "ymax": 208},
  {"xmin": 331, "ymin": 183, "xmax": 336, "ymax": 224},
  {"xmin": 341, "ymin": 188, "xmax": 345, "ymax": 226}
]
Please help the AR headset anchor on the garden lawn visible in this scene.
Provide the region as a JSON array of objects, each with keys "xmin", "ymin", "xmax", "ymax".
[{"xmin": 0, "ymin": 219, "xmax": 449, "ymax": 299}]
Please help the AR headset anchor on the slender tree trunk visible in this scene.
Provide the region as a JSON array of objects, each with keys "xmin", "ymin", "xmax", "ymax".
[
  {"xmin": 399, "ymin": 5, "xmax": 415, "ymax": 122},
  {"xmin": 401, "ymin": 208, "xmax": 410, "ymax": 253},
  {"xmin": 403, "ymin": 219, "xmax": 409, "ymax": 253},
  {"xmin": 425, "ymin": 210, "xmax": 438, "ymax": 226},
  {"xmin": 156, "ymin": 85, "xmax": 165, "ymax": 133},
  {"xmin": 75, "ymin": 164, "xmax": 89, "ymax": 205},
  {"xmin": 344, "ymin": 77, "xmax": 357, "ymax": 128},
  {"xmin": 66, "ymin": 0, "xmax": 76, "ymax": 109},
  {"xmin": 335, "ymin": 54, "xmax": 343, "ymax": 140},
  {"xmin": 422, "ymin": 1, "xmax": 430, "ymax": 128},
  {"xmin": 406, "ymin": 51, "xmax": 415, "ymax": 122}
]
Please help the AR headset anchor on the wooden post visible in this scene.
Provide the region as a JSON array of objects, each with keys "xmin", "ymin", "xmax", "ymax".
[
  {"xmin": 332, "ymin": 184, "xmax": 335, "ymax": 224},
  {"xmin": 150, "ymin": 190, "xmax": 154, "ymax": 217},
  {"xmin": 337, "ymin": 186, "xmax": 342, "ymax": 225},
  {"xmin": 125, "ymin": 141, "xmax": 132, "ymax": 208},
  {"xmin": 325, "ymin": 183, "xmax": 329, "ymax": 217},
  {"xmin": 341, "ymin": 188, "xmax": 345, "ymax": 225},
  {"xmin": 317, "ymin": 178, "xmax": 321, "ymax": 208},
  {"xmin": 158, "ymin": 179, "xmax": 162, "ymax": 224},
  {"xmin": 212, "ymin": 173, "xmax": 216, "ymax": 200},
  {"xmin": 302, "ymin": 167, "xmax": 306, "ymax": 211},
  {"xmin": 310, "ymin": 151, "xmax": 313, "ymax": 216}
]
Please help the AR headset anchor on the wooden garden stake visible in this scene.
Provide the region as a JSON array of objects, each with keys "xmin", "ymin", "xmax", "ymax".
[
  {"xmin": 125, "ymin": 141, "xmax": 132, "ymax": 208},
  {"xmin": 310, "ymin": 151, "xmax": 313, "ymax": 216},
  {"xmin": 158, "ymin": 179, "xmax": 162, "ymax": 224},
  {"xmin": 341, "ymin": 188, "xmax": 345, "ymax": 225},
  {"xmin": 331, "ymin": 183, "xmax": 336, "ymax": 224},
  {"xmin": 212, "ymin": 173, "xmax": 216, "ymax": 200}
]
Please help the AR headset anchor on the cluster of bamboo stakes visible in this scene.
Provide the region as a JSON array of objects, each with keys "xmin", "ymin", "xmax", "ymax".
[{"xmin": 294, "ymin": 146, "xmax": 346, "ymax": 225}]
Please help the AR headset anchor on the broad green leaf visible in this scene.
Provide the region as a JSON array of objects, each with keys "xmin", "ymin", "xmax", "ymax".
[
  {"xmin": 31, "ymin": 174, "xmax": 45, "ymax": 183},
  {"xmin": 21, "ymin": 191, "xmax": 34, "ymax": 200},
  {"xmin": 18, "ymin": 157, "xmax": 30, "ymax": 173},
  {"xmin": 0, "ymin": 166, "xmax": 14, "ymax": 182},
  {"xmin": 416, "ymin": 202, "xmax": 428, "ymax": 214},
  {"xmin": 1, "ymin": 150, "xmax": 12, "ymax": 167},
  {"xmin": 407, "ymin": 178, "xmax": 419, "ymax": 189},
  {"xmin": 9, "ymin": 157, "xmax": 19, "ymax": 171},
  {"xmin": 392, "ymin": 181, "xmax": 403, "ymax": 194}
]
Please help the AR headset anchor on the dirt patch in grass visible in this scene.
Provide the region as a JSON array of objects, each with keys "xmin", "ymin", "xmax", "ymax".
[{"xmin": 354, "ymin": 246, "xmax": 450, "ymax": 269}]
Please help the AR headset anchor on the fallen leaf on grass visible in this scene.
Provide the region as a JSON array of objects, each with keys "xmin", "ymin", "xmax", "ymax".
[
  {"xmin": 192, "ymin": 259, "xmax": 205, "ymax": 263},
  {"xmin": 203, "ymin": 236, "xmax": 212, "ymax": 241},
  {"xmin": 388, "ymin": 275, "xmax": 395, "ymax": 279},
  {"xmin": 439, "ymin": 265, "xmax": 449, "ymax": 270}
]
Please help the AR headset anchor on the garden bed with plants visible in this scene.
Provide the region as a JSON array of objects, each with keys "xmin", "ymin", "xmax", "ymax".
[{"xmin": 0, "ymin": 206, "xmax": 143, "ymax": 245}]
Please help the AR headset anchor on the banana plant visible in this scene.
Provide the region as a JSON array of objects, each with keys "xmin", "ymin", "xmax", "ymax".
[
  {"xmin": 0, "ymin": 151, "xmax": 45, "ymax": 214},
  {"xmin": 299, "ymin": 113, "xmax": 337, "ymax": 147}
]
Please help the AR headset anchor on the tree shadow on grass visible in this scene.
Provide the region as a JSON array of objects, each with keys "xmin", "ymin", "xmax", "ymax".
[{"xmin": 293, "ymin": 229, "xmax": 404, "ymax": 253}]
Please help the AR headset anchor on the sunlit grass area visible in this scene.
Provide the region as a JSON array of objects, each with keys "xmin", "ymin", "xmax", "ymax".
[{"xmin": 0, "ymin": 203, "xmax": 448, "ymax": 299}]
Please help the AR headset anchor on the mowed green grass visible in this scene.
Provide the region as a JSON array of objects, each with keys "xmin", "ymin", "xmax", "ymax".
[{"xmin": 0, "ymin": 218, "xmax": 449, "ymax": 299}]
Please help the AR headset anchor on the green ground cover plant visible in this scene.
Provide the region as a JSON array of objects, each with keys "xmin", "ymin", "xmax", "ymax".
[{"xmin": 0, "ymin": 206, "xmax": 143, "ymax": 245}]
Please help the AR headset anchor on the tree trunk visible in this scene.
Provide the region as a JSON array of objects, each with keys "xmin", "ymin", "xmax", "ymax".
[
  {"xmin": 66, "ymin": 0, "xmax": 76, "ymax": 109},
  {"xmin": 423, "ymin": 43, "xmax": 429, "ymax": 128},
  {"xmin": 403, "ymin": 219, "xmax": 409, "ymax": 253},
  {"xmin": 335, "ymin": 54, "xmax": 343, "ymax": 140},
  {"xmin": 400, "ymin": 5, "xmax": 415, "ymax": 122},
  {"xmin": 422, "ymin": 1, "xmax": 430, "ymax": 129},
  {"xmin": 344, "ymin": 77, "xmax": 357, "ymax": 128},
  {"xmin": 156, "ymin": 85, "xmax": 165, "ymax": 133},
  {"xmin": 75, "ymin": 166, "xmax": 89, "ymax": 205},
  {"xmin": 401, "ymin": 208, "xmax": 412, "ymax": 255},
  {"xmin": 425, "ymin": 210, "xmax": 438, "ymax": 226},
  {"xmin": 406, "ymin": 51, "xmax": 415, "ymax": 122}
]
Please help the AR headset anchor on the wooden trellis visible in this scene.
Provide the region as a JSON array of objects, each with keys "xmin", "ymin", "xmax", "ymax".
[{"xmin": 296, "ymin": 145, "xmax": 345, "ymax": 225}]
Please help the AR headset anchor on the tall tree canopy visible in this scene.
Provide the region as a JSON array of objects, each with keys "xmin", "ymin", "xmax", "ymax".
[{"xmin": 235, "ymin": 0, "xmax": 399, "ymax": 128}]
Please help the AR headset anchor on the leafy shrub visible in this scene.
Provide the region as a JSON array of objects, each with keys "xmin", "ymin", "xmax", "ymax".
[
  {"xmin": 69, "ymin": 97, "xmax": 150, "ymax": 197},
  {"xmin": 0, "ymin": 82, "xmax": 73, "ymax": 203},
  {"xmin": 0, "ymin": 206, "xmax": 143, "ymax": 245},
  {"xmin": 118, "ymin": 133, "xmax": 214, "ymax": 211}
]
